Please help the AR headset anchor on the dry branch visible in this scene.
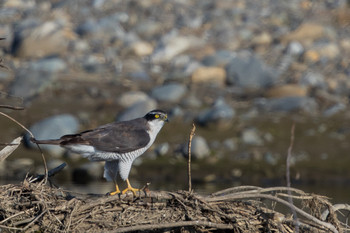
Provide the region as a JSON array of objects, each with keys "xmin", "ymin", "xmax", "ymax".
[{"xmin": 0, "ymin": 136, "xmax": 22, "ymax": 162}]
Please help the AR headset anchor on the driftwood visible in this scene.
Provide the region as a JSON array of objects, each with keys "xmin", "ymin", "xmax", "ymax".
[{"xmin": 0, "ymin": 179, "xmax": 348, "ymax": 233}]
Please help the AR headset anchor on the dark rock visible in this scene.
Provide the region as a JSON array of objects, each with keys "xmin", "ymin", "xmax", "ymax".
[
  {"xmin": 225, "ymin": 51, "xmax": 278, "ymax": 88},
  {"xmin": 197, "ymin": 98, "xmax": 235, "ymax": 128},
  {"xmin": 9, "ymin": 69, "xmax": 56, "ymax": 101},
  {"xmin": 76, "ymin": 13, "xmax": 127, "ymax": 40},
  {"xmin": 72, "ymin": 162, "xmax": 104, "ymax": 184},
  {"xmin": 201, "ymin": 50, "xmax": 235, "ymax": 67},
  {"xmin": 255, "ymin": 96, "xmax": 318, "ymax": 113}
]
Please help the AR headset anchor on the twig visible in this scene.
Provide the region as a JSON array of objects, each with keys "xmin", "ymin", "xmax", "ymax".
[
  {"xmin": 188, "ymin": 123, "xmax": 196, "ymax": 192},
  {"xmin": 0, "ymin": 136, "xmax": 22, "ymax": 162},
  {"xmin": 321, "ymin": 204, "xmax": 350, "ymax": 221},
  {"xmin": 0, "ymin": 105, "xmax": 25, "ymax": 110},
  {"xmin": 0, "ymin": 210, "xmax": 29, "ymax": 224},
  {"xmin": 0, "ymin": 111, "xmax": 49, "ymax": 184},
  {"xmin": 22, "ymin": 209, "xmax": 48, "ymax": 231},
  {"xmin": 286, "ymin": 123, "xmax": 299, "ymax": 232},
  {"xmin": 112, "ymin": 220, "xmax": 233, "ymax": 232},
  {"xmin": 206, "ymin": 193, "xmax": 339, "ymax": 233}
]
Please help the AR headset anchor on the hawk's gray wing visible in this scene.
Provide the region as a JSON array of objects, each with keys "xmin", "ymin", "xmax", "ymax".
[{"xmin": 60, "ymin": 118, "xmax": 150, "ymax": 153}]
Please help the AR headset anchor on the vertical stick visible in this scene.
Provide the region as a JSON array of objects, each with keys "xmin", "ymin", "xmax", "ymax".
[
  {"xmin": 188, "ymin": 123, "xmax": 196, "ymax": 192},
  {"xmin": 286, "ymin": 123, "xmax": 299, "ymax": 232}
]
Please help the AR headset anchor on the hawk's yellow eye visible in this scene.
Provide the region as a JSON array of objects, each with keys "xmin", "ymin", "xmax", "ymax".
[{"xmin": 155, "ymin": 114, "xmax": 159, "ymax": 118}]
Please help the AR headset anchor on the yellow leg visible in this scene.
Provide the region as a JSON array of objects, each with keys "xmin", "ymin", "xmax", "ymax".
[
  {"xmin": 109, "ymin": 184, "xmax": 121, "ymax": 196},
  {"xmin": 121, "ymin": 179, "xmax": 139, "ymax": 195}
]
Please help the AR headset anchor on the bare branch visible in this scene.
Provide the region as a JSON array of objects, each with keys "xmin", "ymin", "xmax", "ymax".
[
  {"xmin": 112, "ymin": 220, "xmax": 233, "ymax": 232},
  {"xmin": 0, "ymin": 137, "xmax": 22, "ymax": 162},
  {"xmin": 187, "ymin": 123, "xmax": 196, "ymax": 192}
]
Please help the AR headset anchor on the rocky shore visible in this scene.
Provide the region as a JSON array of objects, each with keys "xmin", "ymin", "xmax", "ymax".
[{"xmin": 1, "ymin": 0, "xmax": 350, "ymax": 197}]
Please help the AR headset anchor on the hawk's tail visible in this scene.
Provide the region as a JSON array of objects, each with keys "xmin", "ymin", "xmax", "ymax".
[{"xmin": 30, "ymin": 137, "xmax": 62, "ymax": 145}]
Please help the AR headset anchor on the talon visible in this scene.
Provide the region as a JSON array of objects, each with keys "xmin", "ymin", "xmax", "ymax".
[
  {"xmin": 122, "ymin": 179, "xmax": 139, "ymax": 195},
  {"xmin": 109, "ymin": 184, "xmax": 121, "ymax": 196}
]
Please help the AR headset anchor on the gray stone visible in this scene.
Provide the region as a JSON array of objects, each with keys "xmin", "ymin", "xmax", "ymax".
[
  {"xmin": 151, "ymin": 32, "xmax": 202, "ymax": 63},
  {"xmin": 82, "ymin": 55, "xmax": 107, "ymax": 73},
  {"xmin": 29, "ymin": 57, "xmax": 67, "ymax": 73},
  {"xmin": 255, "ymin": 97, "xmax": 318, "ymax": 113},
  {"xmin": 222, "ymin": 138, "xmax": 237, "ymax": 151},
  {"xmin": 182, "ymin": 136, "xmax": 210, "ymax": 160},
  {"xmin": 127, "ymin": 71, "xmax": 151, "ymax": 82},
  {"xmin": 225, "ymin": 51, "xmax": 278, "ymax": 88},
  {"xmin": 9, "ymin": 69, "xmax": 56, "ymax": 101},
  {"xmin": 323, "ymin": 103, "xmax": 346, "ymax": 117},
  {"xmin": 117, "ymin": 91, "xmax": 150, "ymax": 108},
  {"xmin": 241, "ymin": 128, "xmax": 264, "ymax": 146},
  {"xmin": 151, "ymin": 83, "xmax": 186, "ymax": 103},
  {"xmin": 299, "ymin": 72, "xmax": 326, "ymax": 89},
  {"xmin": 201, "ymin": 50, "xmax": 236, "ymax": 67},
  {"xmin": 76, "ymin": 13, "xmax": 127, "ymax": 40},
  {"xmin": 197, "ymin": 98, "xmax": 235, "ymax": 128},
  {"xmin": 116, "ymin": 99, "xmax": 157, "ymax": 121},
  {"xmin": 155, "ymin": 143, "xmax": 170, "ymax": 156},
  {"xmin": 25, "ymin": 114, "xmax": 80, "ymax": 157},
  {"xmin": 181, "ymin": 95, "xmax": 202, "ymax": 108},
  {"xmin": 264, "ymin": 153, "xmax": 278, "ymax": 165},
  {"xmin": 287, "ymin": 41, "xmax": 304, "ymax": 56},
  {"xmin": 12, "ymin": 20, "xmax": 70, "ymax": 58}
]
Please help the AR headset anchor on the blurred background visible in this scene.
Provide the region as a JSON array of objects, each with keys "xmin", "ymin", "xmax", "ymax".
[{"xmin": 1, "ymin": 0, "xmax": 350, "ymax": 203}]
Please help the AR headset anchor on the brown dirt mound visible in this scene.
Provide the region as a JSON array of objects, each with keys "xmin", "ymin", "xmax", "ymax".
[{"xmin": 0, "ymin": 179, "xmax": 347, "ymax": 233}]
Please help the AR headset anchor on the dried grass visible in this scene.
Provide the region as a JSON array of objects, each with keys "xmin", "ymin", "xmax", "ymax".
[{"xmin": 0, "ymin": 180, "xmax": 347, "ymax": 233}]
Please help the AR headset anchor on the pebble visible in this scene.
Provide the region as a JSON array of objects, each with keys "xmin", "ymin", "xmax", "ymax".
[
  {"xmin": 299, "ymin": 72, "xmax": 326, "ymax": 89},
  {"xmin": 225, "ymin": 51, "xmax": 278, "ymax": 89},
  {"xmin": 222, "ymin": 138, "xmax": 237, "ymax": 151},
  {"xmin": 151, "ymin": 34, "xmax": 202, "ymax": 63},
  {"xmin": 9, "ymin": 69, "xmax": 56, "ymax": 101},
  {"xmin": 129, "ymin": 41, "xmax": 154, "ymax": 56},
  {"xmin": 150, "ymin": 83, "xmax": 186, "ymax": 103},
  {"xmin": 117, "ymin": 91, "xmax": 150, "ymax": 108},
  {"xmin": 191, "ymin": 66, "xmax": 226, "ymax": 86},
  {"xmin": 241, "ymin": 128, "xmax": 264, "ymax": 146},
  {"xmin": 282, "ymin": 22, "xmax": 326, "ymax": 44},
  {"xmin": 13, "ymin": 20, "xmax": 71, "ymax": 58},
  {"xmin": 182, "ymin": 136, "xmax": 210, "ymax": 160},
  {"xmin": 116, "ymin": 99, "xmax": 157, "ymax": 121},
  {"xmin": 197, "ymin": 98, "xmax": 235, "ymax": 128},
  {"xmin": 201, "ymin": 50, "xmax": 236, "ymax": 67},
  {"xmin": 29, "ymin": 57, "xmax": 67, "ymax": 73},
  {"xmin": 255, "ymin": 96, "xmax": 318, "ymax": 113},
  {"xmin": 323, "ymin": 103, "xmax": 346, "ymax": 117},
  {"xmin": 155, "ymin": 143, "xmax": 170, "ymax": 156},
  {"xmin": 24, "ymin": 114, "xmax": 80, "ymax": 157},
  {"xmin": 265, "ymin": 84, "xmax": 308, "ymax": 98}
]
